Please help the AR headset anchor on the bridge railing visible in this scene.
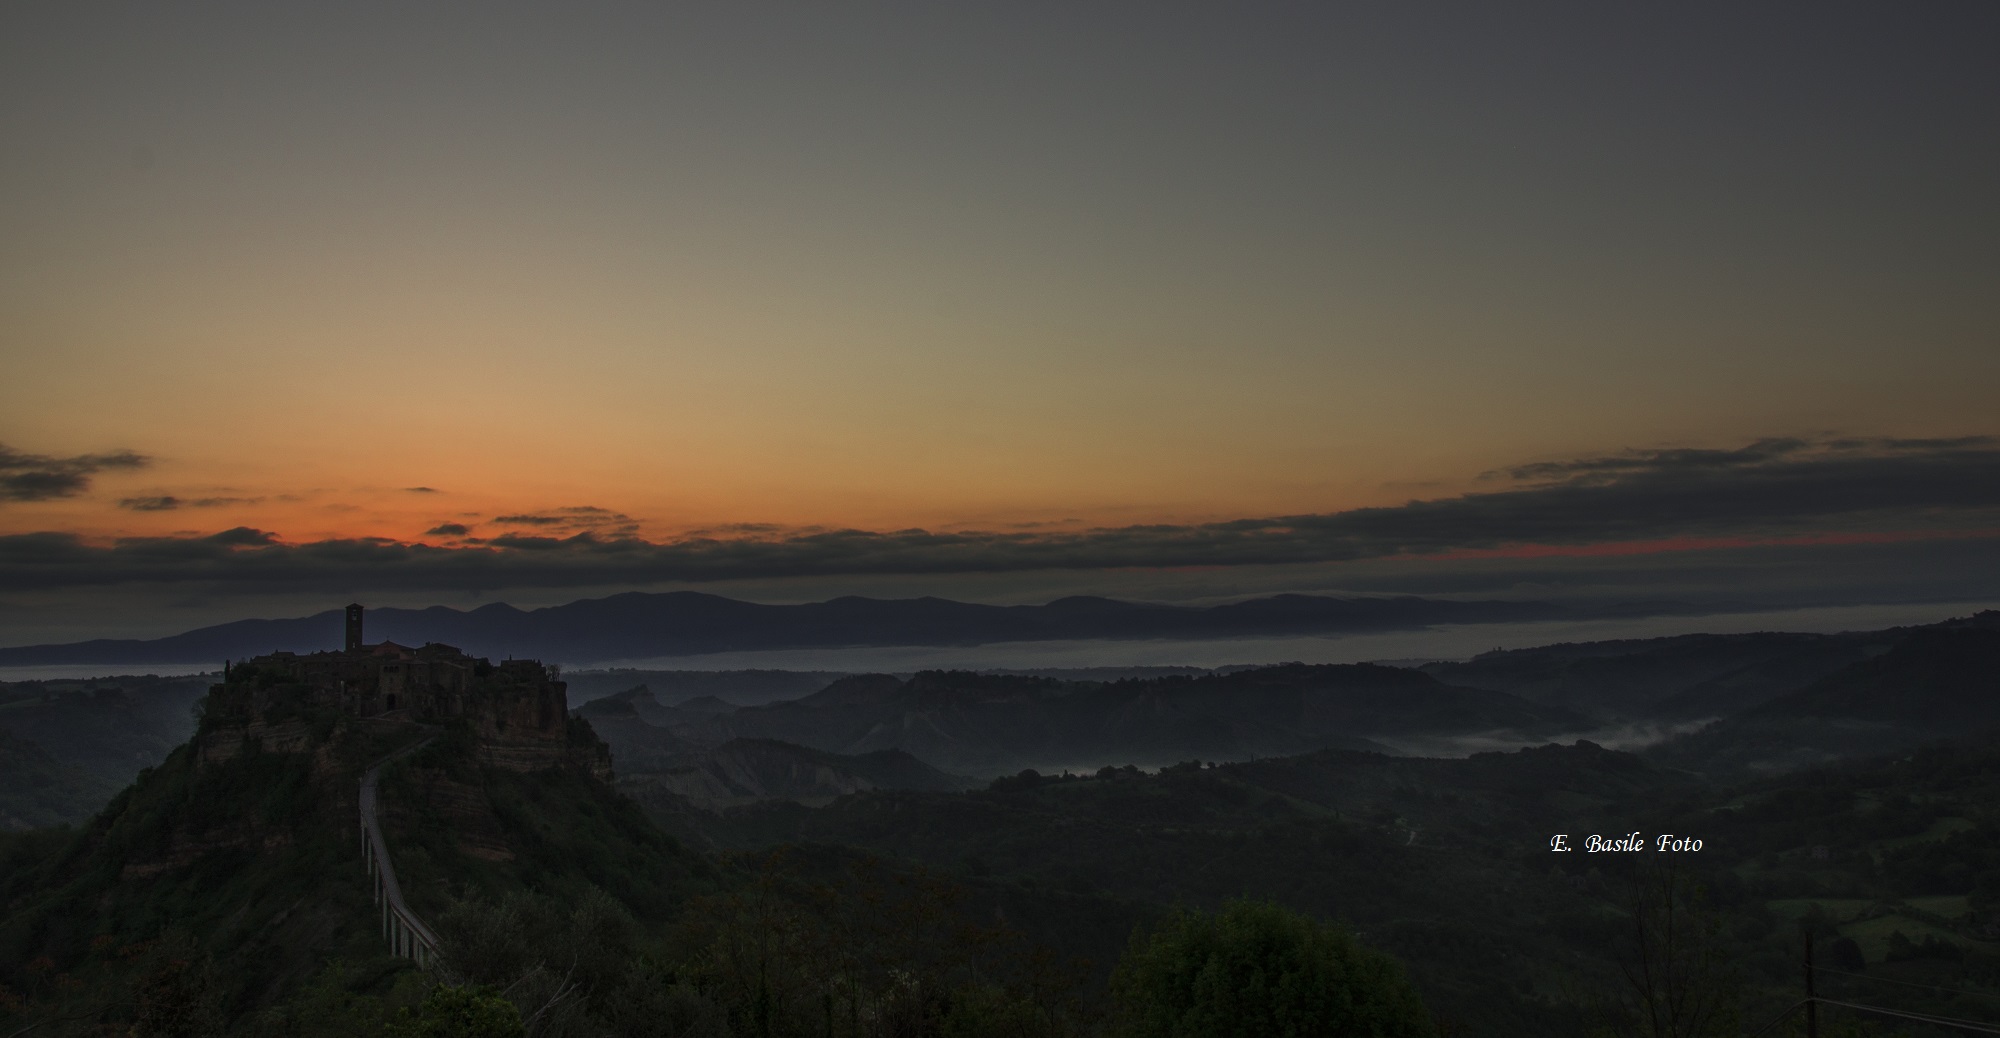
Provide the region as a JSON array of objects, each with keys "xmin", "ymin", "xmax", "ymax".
[{"xmin": 360, "ymin": 736, "xmax": 442, "ymax": 967}]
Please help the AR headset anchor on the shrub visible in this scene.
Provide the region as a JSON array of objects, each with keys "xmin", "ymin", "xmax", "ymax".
[
  {"xmin": 1110, "ymin": 900, "xmax": 1434, "ymax": 1038},
  {"xmin": 389, "ymin": 985, "xmax": 524, "ymax": 1038}
]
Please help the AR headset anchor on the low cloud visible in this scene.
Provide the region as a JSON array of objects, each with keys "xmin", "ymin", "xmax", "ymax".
[
  {"xmin": 119, "ymin": 495, "xmax": 257, "ymax": 511},
  {"xmin": 3, "ymin": 436, "xmax": 1998, "ymax": 593},
  {"xmin": 426, "ymin": 523, "xmax": 473, "ymax": 537},
  {"xmin": 1375, "ymin": 719, "xmax": 1719, "ymax": 758},
  {"xmin": 1493, "ymin": 436, "xmax": 1996, "ymax": 485},
  {"xmin": 209, "ymin": 527, "xmax": 280, "ymax": 546},
  {"xmin": 1, "ymin": 444, "xmax": 148, "ymax": 502},
  {"xmin": 495, "ymin": 507, "xmax": 638, "ymax": 534}
]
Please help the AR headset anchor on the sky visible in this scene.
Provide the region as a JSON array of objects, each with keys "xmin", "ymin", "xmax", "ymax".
[{"xmin": 3, "ymin": 3, "xmax": 1998, "ymax": 642}]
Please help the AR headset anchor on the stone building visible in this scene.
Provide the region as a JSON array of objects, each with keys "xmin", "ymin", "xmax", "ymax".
[
  {"xmin": 227, "ymin": 604, "xmax": 562, "ymax": 726},
  {"xmin": 204, "ymin": 604, "xmax": 604, "ymax": 777},
  {"xmin": 246, "ymin": 640, "xmax": 472, "ymax": 717}
]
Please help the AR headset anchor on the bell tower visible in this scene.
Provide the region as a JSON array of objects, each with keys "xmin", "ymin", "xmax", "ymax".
[{"xmin": 345, "ymin": 603, "xmax": 365, "ymax": 652}]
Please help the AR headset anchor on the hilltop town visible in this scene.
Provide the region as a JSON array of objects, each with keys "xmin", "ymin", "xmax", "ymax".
[{"xmin": 198, "ymin": 604, "xmax": 608, "ymax": 778}]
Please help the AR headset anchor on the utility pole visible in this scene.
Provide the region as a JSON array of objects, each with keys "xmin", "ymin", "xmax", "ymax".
[{"xmin": 1804, "ymin": 930, "xmax": 1817, "ymax": 1038}]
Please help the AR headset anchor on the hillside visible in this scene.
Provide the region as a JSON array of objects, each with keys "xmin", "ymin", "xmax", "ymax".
[
  {"xmin": 0, "ymin": 721, "xmax": 430, "ymax": 1027},
  {"xmin": 1651, "ymin": 627, "xmax": 2000, "ymax": 775},
  {"xmin": 1744, "ymin": 627, "xmax": 2000, "ymax": 726},
  {"xmin": 0, "ymin": 673, "xmax": 210, "ymax": 829},
  {"xmin": 572, "ymin": 689, "xmax": 703, "ymax": 771},
  {"xmin": 677, "ymin": 740, "xmax": 1693, "ymax": 1033},
  {"xmin": 0, "ymin": 728, "xmax": 106, "ymax": 830},
  {"xmin": 677, "ymin": 665, "xmax": 1586, "ymax": 775},
  {"xmin": 617, "ymin": 737, "xmax": 976, "ymax": 815},
  {"xmin": 1421, "ymin": 630, "xmax": 1884, "ymax": 721},
  {"xmin": 0, "ymin": 659, "xmax": 708, "ymax": 1035},
  {"xmin": 664, "ymin": 730, "xmax": 2000, "ymax": 1034},
  {"xmin": 560, "ymin": 668, "xmax": 851, "ymax": 707}
]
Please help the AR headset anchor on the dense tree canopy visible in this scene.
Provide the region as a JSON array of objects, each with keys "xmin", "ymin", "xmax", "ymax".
[
  {"xmin": 1110, "ymin": 900, "xmax": 1434, "ymax": 1038},
  {"xmin": 389, "ymin": 986, "xmax": 524, "ymax": 1038}
]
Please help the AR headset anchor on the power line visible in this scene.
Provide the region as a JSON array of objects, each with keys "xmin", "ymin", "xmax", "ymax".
[
  {"xmin": 1744, "ymin": 999, "xmax": 1809, "ymax": 1038},
  {"xmin": 1749, "ymin": 935, "xmax": 2000, "ymax": 1036},
  {"xmin": 1748, "ymin": 994, "xmax": 2000, "ymax": 1037},
  {"xmin": 1812, "ymin": 963, "xmax": 2000, "ymax": 1004},
  {"xmin": 1813, "ymin": 996, "xmax": 2000, "ymax": 1035}
]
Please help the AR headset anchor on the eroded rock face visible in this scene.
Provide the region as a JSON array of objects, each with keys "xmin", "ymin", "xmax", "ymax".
[
  {"xmin": 472, "ymin": 679, "xmax": 571, "ymax": 742},
  {"xmin": 197, "ymin": 719, "xmax": 318, "ymax": 764},
  {"xmin": 384, "ymin": 772, "xmax": 517, "ymax": 863},
  {"xmin": 478, "ymin": 737, "xmax": 613, "ymax": 783}
]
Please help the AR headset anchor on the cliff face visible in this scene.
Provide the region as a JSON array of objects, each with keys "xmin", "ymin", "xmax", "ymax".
[
  {"xmin": 468, "ymin": 682, "xmax": 613, "ymax": 780},
  {"xmin": 197, "ymin": 718, "xmax": 320, "ymax": 764},
  {"xmin": 477, "ymin": 729, "xmax": 614, "ymax": 782}
]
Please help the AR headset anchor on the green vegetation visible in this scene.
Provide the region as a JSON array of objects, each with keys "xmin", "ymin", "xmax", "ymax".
[
  {"xmin": 0, "ymin": 673, "xmax": 210, "ymax": 830},
  {"xmin": 0, "ymin": 737, "xmax": 401, "ymax": 1034},
  {"xmin": 0, "ymin": 727, "xmax": 107, "ymax": 829},
  {"xmin": 388, "ymin": 986, "xmax": 525, "ymax": 1038},
  {"xmin": 1109, "ymin": 900, "xmax": 1433, "ymax": 1038}
]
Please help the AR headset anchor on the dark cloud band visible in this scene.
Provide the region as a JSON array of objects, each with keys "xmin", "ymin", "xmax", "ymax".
[
  {"xmin": 3, "ymin": 437, "xmax": 1998, "ymax": 592},
  {"xmin": 118, "ymin": 495, "xmax": 260, "ymax": 511},
  {"xmin": 0, "ymin": 444, "xmax": 148, "ymax": 503}
]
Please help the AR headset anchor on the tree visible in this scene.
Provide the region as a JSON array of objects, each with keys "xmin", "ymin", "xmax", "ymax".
[
  {"xmin": 1109, "ymin": 900, "xmax": 1435, "ymax": 1038},
  {"xmin": 389, "ymin": 986, "xmax": 525, "ymax": 1038},
  {"xmin": 129, "ymin": 938, "xmax": 222, "ymax": 1038},
  {"xmin": 1595, "ymin": 858, "xmax": 1740, "ymax": 1038}
]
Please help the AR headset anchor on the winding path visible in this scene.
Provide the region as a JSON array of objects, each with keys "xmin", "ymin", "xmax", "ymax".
[{"xmin": 359, "ymin": 736, "xmax": 441, "ymax": 967}]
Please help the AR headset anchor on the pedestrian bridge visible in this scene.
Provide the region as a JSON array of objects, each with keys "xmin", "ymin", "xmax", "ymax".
[{"xmin": 359, "ymin": 736, "xmax": 441, "ymax": 967}]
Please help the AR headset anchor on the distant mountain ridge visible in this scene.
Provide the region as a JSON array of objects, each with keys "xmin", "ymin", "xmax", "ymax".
[{"xmin": 0, "ymin": 591, "xmax": 1568, "ymax": 667}]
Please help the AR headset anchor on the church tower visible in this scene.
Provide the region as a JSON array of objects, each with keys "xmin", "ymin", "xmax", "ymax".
[{"xmin": 345, "ymin": 603, "xmax": 365, "ymax": 652}]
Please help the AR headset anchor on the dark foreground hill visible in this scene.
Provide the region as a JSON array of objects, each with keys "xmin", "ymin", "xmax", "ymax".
[{"xmin": 0, "ymin": 591, "xmax": 1567, "ymax": 667}]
